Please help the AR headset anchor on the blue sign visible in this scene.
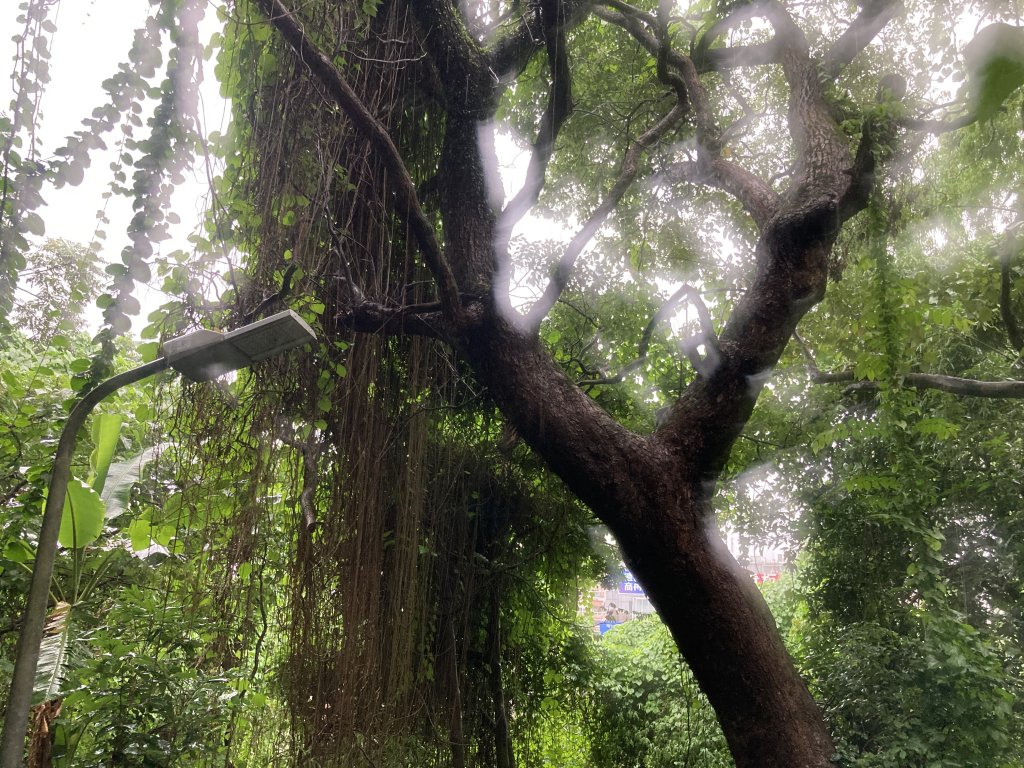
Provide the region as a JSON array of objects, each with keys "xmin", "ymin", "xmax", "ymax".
[{"xmin": 619, "ymin": 570, "xmax": 645, "ymax": 595}]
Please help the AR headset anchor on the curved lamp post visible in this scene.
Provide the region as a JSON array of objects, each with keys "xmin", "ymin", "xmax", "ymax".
[{"xmin": 0, "ymin": 310, "xmax": 315, "ymax": 768}]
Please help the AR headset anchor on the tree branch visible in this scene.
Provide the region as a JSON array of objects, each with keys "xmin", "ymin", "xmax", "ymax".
[
  {"xmin": 762, "ymin": 2, "xmax": 835, "ymax": 183},
  {"xmin": 255, "ymin": 0, "xmax": 462, "ymax": 322},
  {"xmin": 664, "ymin": 159, "xmax": 780, "ymax": 230},
  {"xmin": 577, "ymin": 283, "xmax": 716, "ymax": 386},
  {"xmin": 812, "ymin": 369, "xmax": 1024, "ymax": 399},
  {"xmin": 498, "ymin": 0, "xmax": 574, "ymax": 234},
  {"xmin": 524, "ymin": 102, "xmax": 687, "ymax": 328},
  {"xmin": 820, "ymin": 0, "xmax": 904, "ymax": 80},
  {"xmin": 488, "ymin": 0, "xmax": 591, "ymax": 81},
  {"xmin": 689, "ymin": 1, "xmax": 785, "ymax": 73},
  {"xmin": 840, "ymin": 78, "xmax": 905, "ymax": 220},
  {"xmin": 900, "ymin": 113, "xmax": 975, "ymax": 134},
  {"xmin": 696, "ymin": 42, "xmax": 783, "ymax": 72},
  {"xmin": 335, "ymin": 300, "xmax": 451, "ymax": 341},
  {"xmin": 595, "ymin": 6, "xmax": 718, "ymax": 146},
  {"xmin": 577, "ymin": 358, "xmax": 646, "ymax": 388},
  {"xmin": 666, "ymin": 283, "xmax": 720, "ymax": 376},
  {"xmin": 596, "ymin": 5, "xmax": 782, "ymax": 229}
]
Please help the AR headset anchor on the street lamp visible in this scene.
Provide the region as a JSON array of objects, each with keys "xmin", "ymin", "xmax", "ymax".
[{"xmin": 0, "ymin": 310, "xmax": 316, "ymax": 768}]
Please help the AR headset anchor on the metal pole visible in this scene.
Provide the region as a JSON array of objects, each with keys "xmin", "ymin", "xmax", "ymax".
[{"xmin": 0, "ymin": 358, "xmax": 170, "ymax": 768}]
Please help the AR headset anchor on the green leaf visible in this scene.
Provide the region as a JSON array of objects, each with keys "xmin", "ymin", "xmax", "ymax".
[
  {"xmin": 965, "ymin": 24, "xmax": 1024, "ymax": 120},
  {"xmin": 137, "ymin": 340, "xmax": 160, "ymax": 362},
  {"xmin": 127, "ymin": 519, "xmax": 153, "ymax": 552},
  {"xmin": 913, "ymin": 417, "xmax": 959, "ymax": 441},
  {"xmin": 33, "ymin": 602, "xmax": 73, "ymax": 702},
  {"xmin": 88, "ymin": 413, "xmax": 123, "ymax": 494},
  {"xmin": 3, "ymin": 539, "xmax": 35, "ymax": 563},
  {"xmin": 102, "ymin": 447, "xmax": 157, "ymax": 520},
  {"xmin": 22, "ymin": 212, "xmax": 45, "ymax": 236},
  {"xmin": 55, "ymin": 477, "xmax": 106, "ymax": 549}
]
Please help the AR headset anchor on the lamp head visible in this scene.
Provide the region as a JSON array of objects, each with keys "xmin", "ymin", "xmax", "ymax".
[{"xmin": 162, "ymin": 310, "xmax": 316, "ymax": 382}]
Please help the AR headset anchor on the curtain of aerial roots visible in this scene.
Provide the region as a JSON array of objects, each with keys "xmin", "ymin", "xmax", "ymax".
[{"xmin": 188, "ymin": 2, "xmax": 483, "ymax": 765}]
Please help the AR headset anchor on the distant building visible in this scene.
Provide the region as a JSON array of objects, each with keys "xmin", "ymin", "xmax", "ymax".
[
  {"xmin": 587, "ymin": 542, "xmax": 786, "ymax": 633},
  {"xmin": 724, "ymin": 528, "xmax": 785, "ymax": 585},
  {"xmin": 589, "ymin": 569, "xmax": 656, "ymax": 634}
]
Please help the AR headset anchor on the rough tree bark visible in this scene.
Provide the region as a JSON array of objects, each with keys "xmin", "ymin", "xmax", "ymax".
[{"xmin": 253, "ymin": 0, "xmax": 911, "ymax": 765}]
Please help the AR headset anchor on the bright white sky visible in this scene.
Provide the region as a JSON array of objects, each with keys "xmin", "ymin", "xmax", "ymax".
[
  {"xmin": 5, "ymin": 1, "xmax": 228, "ymax": 330},
  {"xmin": 23, "ymin": 1, "xmax": 149, "ymax": 247}
]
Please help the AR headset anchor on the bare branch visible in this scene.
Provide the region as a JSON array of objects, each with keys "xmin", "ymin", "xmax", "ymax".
[
  {"xmin": 820, "ymin": 0, "xmax": 904, "ymax": 80},
  {"xmin": 791, "ymin": 328, "xmax": 820, "ymax": 371},
  {"xmin": 664, "ymin": 159, "xmax": 780, "ymax": 230},
  {"xmin": 600, "ymin": 0, "xmax": 657, "ymax": 27},
  {"xmin": 690, "ymin": 2, "xmax": 785, "ymax": 73},
  {"xmin": 335, "ymin": 301, "xmax": 450, "ymax": 341},
  {"xmin": 524, "ymin": 102, "xmax": 687, "ymax": 328},
  {"xmin": 255, "ymin": 0, "xmax": 462, "ymax": 322},
  {"xmin": 696, "ymin": 42, "xmax": 783, "ymax": 72},
  {"xmin": 899, "ymin": 373, "xmax": 1024, "ymax": 397},
  {"xmin": 499, "ymin": 0, "xmax": 574, "ymax": 233},
  {"xmin": 577, "ymin": 358, "xmax": 646, "ymax": 388},
  {"xmin": 812, "ymin": 369, "xmax": 1024, "ymax": 398},
  {"xmin": 900, "ymin": 114, "xmax": 975, "ymax": 134}
]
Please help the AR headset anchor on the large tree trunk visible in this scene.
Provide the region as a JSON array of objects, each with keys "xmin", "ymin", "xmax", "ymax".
[
  {"xmin": 459, "ymin": 308, "xmax": 836, "ymax": 768},
  {"xmin": 256, "ymin": 0, "xmax": 892, "ymax": 764},
  {"xmin": 429, "ymin": 54, "xmax": 842, "ymax": 768}
]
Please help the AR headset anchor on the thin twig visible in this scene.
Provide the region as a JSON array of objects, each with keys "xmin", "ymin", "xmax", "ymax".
[{"xmin": 577, "ymin": 284, "xmax": 716, "ymax": 386}]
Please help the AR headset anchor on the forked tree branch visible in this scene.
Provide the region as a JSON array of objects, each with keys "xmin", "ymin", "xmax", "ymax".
[
  {"xmin": 488, "ymin": 0, "xmax": 592, "ymax": 79},
  {"xmin": 254, "ymin": 0, "xmax": 462, "ymax": 322},
  {"xmin": 595, "ymin": 6, "xmax": 718, "ymax": 145},
  {"xmin": 524, "ymin": 102, "xmax": 687, "ymax": 328},
  {"xmin": 820, "ymin": 0, "xmax": 905, "ymax": 80},
  {"xmin": 499, "ymin": 0, "xmax": 574, "ymax": 234},
  {"xmin": 687, "ymin": 0, "xmax": 899, "ymax": 78},
  {"xmin": 596, "ymin": 5, "xmax": 783, "ymax": 229}
]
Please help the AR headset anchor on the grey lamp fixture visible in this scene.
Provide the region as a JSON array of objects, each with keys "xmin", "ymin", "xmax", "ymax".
[
  {"xmin": 164, "ymin": 310, "xmax": 317, "ymax": 382},
  {"xmin": 0, "ymin": 310, "xmax": 315, "ymax": 768}
]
